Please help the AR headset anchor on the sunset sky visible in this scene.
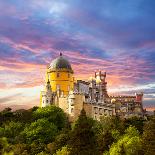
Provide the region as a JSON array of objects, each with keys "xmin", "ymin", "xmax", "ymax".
[{"xmin": 0, "ymin": 0, "xmax": 155, "ymax": 111}]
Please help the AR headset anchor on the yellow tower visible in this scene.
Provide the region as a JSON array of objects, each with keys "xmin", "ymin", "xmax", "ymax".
[{"xmin": 46, "ymin": 53, "xmax": 74, "ymax": 95}]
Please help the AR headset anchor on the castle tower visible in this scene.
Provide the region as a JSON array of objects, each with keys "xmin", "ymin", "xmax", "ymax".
[
  {"xmin": 95, "ymin": 71, "xmax": 108, "ymax": 100},
  {"xmin": 46, "ymin": 53, "xmax": 74, "ymax": 95},
  {"xmin": 41, "ymin": 77, "xmax": 53, "ymax": 107}
]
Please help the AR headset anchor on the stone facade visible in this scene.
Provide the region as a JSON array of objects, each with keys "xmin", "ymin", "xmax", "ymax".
[{"xmin": 40, "ymin": 54, "xmax": 144, "ymax": 121}]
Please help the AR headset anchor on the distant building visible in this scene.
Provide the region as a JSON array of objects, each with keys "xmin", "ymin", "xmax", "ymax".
[{"xmin": 40, "ymin": 53, "xmax": 144, "ymax": 120}]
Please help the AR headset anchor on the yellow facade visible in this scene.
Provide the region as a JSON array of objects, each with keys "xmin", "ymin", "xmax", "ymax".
[
  {"xmin": 40, "ymin": 53, "xmax": 75, "ymax": 107},
  {"xmin": 46, "ymin": 68, "xmax": 74, "ymax": 95}
]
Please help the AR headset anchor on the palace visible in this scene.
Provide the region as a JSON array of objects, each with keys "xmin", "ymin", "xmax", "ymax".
[{"xmin": 40, "ymin": 53, "xmax": 144, "ymax": 120}]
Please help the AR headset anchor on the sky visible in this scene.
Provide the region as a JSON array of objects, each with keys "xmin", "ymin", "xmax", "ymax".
[{"xmin": 0, "ymin": 0, "xmax": 155, "ymax": 111}]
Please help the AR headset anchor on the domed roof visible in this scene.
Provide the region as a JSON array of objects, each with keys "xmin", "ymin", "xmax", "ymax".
[{"xmin": 49, "ymin": 53, "xmax": 73, "ymax": 72}]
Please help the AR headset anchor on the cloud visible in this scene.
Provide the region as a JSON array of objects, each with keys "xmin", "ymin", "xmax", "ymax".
[
  {"xmin": 0, "ymin": 0, "xmax": 155, "ymax": 110},
  {"xmin": 0, "ymin": 93, "xmax": 21, "ymax": 104}
]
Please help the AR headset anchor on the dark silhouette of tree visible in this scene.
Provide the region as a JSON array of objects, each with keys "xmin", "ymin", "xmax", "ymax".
[
  {"xmin": 68, "ymin": 109, "xmax": 99, "ymax": 155},
  {"xmin": 142, "ymin": 117, "xmax": 155, "ymax": 155},
  {"xmin": 97, "ymin": 131, "xmax": 114, "ymax": 154},
  {"xmin": 0, "ymin": 107, "xmax": 13, "ymax": 124},
  {"xmin": 124, "ymin": 116, "xmax": 144, "ymax": 134}
]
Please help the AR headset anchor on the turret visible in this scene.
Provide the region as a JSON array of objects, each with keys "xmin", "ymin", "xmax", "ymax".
[
  {"xmin": 95, "ymin": 71, "xmax": 108, "ymax": 101},
  {"xmin": 46, "ymin": 53, "xmax": 74, "ymax": 95},
  {"xmin": 45, "ymin": 76, "xmax": 52, "ymax": 92}
]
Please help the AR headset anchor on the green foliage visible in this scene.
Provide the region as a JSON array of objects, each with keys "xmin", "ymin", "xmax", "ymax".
[
  {"xmin": 49, "ymin": 132, "xmax": 70, "ymax": 154},
  {"xmin": 0, "ymin": 108, "xmax": 13, "ymax": 124},
  {"xmin": 54, "ymin": 146, "xmax": 69, "ymax": 155},
  {"xmin": 2, "ymin": 152, "xmax": 14, "ymax": 155},
  {"xmin": 107, "ymin": 126, "xmax": 142, "ymax": 155},
  {"xmin": 23, "ymin": 118, "xmax": 57, "ymax": 144},
  {"xmin": 13, "ymin": 109, "xmax": 34, "ymax": 123},
  {"xmin": 97, "ymin": 130, "xmax": 114, "ymax": 154},
  {"xmin": 124, "ymin": 117, "xmax": 145, "ymax": 134},
  {"xmin": 37, "ymin": 151, "xmax": 49, "ymax": 155},
  {"xmin": 0, "ymin": 137, "xmax": 9, "ymax": 153},
  {"xmin": 0, "ymin": 127, "xmax": 5, "ymax": 137},
  {"xmin": 68, "ymin": 109, "xmax": 99, "ymax": 155},
  {"xmin": 95, "ymin": 116, "xmax": 124, "ymax": 154},
  {"xmin": 33, "ymin": 106, "xmax": 67, "ymax": 130},
  {"xmin": 142, "ymin": 117, "xmax": 155, "ymax": 155},
  {"xmin": 111, "ymin": 130, "xmax": 121, "ymax": 141},
  {"xmin": 29, "ymin": 142, "xmax": 46, "ymax": 155},
  {"xmin": 7, "ymin": 143, "xmax": 29, "ymax": 155},
  {"xmin": 0, "ymin": 106, "xmax": 154, "ymax": 155},
  {"xmin": 99, "ymin": 116, "xmax": 125, "ymax": 133},
  {"xmin": 3, "ymin": 121, "xmax": 24, "ymax": 143},
  {"xmin": 0, "ymin": 106, "xmax": 70, "ymax": 154}
]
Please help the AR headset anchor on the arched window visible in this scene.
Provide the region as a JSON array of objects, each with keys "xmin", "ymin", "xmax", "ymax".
[
  {"xmin": 57, "ymin": 72, "xmax": 60, "ymax": 78},
  {"xmin": 57, "ymin": 85, "xmax": 60, "ymax": 90},
  {"xmin": 71, "ymin": 108, "xmax": 74, "ymax": 113}
]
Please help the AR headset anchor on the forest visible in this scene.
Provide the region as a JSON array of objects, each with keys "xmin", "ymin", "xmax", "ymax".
[{"xmin": 0, "ymin": 105, "xmax": 155, "ymax": 155}]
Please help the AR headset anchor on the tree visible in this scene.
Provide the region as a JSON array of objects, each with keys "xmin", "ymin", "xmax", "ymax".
[
  {"xmin": 2, "ymin": 121, "xmax": 25, "ymax": 143},
  {"xmin": 33, "ymin": 106, "xmax": 67, "ymax": 130},
  {"xmin": 29, "ymin": 142, "xmax": 46, "ymax": 155},
  {"xmin": 37, "ymin": 151, "xmax": 49, "ymax": 155},
  {"xmin": 13, "ymin": 109, "xmax": 34, "ymax": 123},
  {"xmin": 48, "ymin": 132, "xmax": 70, "ymax": 154},
  {"xmin": 107, "ymin": 126, "xmax": 142, "ymax": 155},
  {"xmin": 49, "ymin": 123, "xmax": 71, "ymax": 154},
  {"xmin": 23, "ymin": 118, "xmax": 58, "ymax": 144},
  {"xmin": 142, "ymin": 117, "xmax": 155, "ymax": 155},
  {"xmin": 124, "ymin": 117, "xmax": 144, "ymax": 134},
  {"xmin": 0, "ymin": 108, "xmax": 13, "ymax": 124},
  {"xmin": 7, "ymin": 143, "xmax": 29, "ymax": 155},
  {"xmin": 68, "ymin": 109, "xmax": 99, "ymax": 155},
  {"xmin": 97, "ymin": 130, "xmax": 114, "ymax": 154},
  {"xmin": 54, "ymin": 146, "xmax": 69, "ymax": 155},
  {"xmin": 0, "ymin": 137, "xmax": 9, "ymax": 154},
  {"xmin": 95, "ymin": 116, "xmax": 124, "ymax": 154},
  {"xmin": 99, "ymin": 116, "xmax": 125, "ymax": 133}
]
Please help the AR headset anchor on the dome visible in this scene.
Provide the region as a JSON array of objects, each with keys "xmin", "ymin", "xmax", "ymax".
[{"xmin": 49, "ymin": 53, "xmax": 73, "ymax": 72}]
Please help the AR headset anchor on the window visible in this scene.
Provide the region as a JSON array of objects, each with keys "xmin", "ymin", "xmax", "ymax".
[
  {"xmin": 99, "ymin": 108, "xmax": 102, "ymax": 115},
  {"xmin": 70, "ymin": 99, "xmax": 74, "ymax": 106},
  {"xmin": 68, "ymin": 73, "xmax": 70, "ymax": 78},
  {"xmin": 56, "ymin": 85, "xmax": 60, "ymax": 90},
  {"xmin": 46, "ymin": 100, "xmax": 48, "ymax": 103},
  {"xmin": 94, "ymin": 116, "xmax": 97, "ymax": 120},
  {"xmin": 57, "ymin": 72, "xmax": 60, "ymax": 78},
  {"xmin": 94, "ymin": 107, "xmax": 98, "ymax": 114},
  {"xmin": 71, "ymin": 108, "xmax": 74, "ymax": 113},
  {"xmin": 61, "ymin": 91, "xmax": 64, "ymax": 96}
]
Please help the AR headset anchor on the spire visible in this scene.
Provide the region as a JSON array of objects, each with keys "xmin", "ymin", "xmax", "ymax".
[
  {"xmin": 47, "ymin": 77, "xmax": 50, "ymax": 83},
  {"xmin": 60, "ymin": 52, "xmax": 62, "ymax": 56},
  {"xmin": 46, "ymin": 76, "xmax": 52, "ymax": 91},
  {"xmin": 47, "ymin": 74, "xmax": 50, "ymax": 83}
]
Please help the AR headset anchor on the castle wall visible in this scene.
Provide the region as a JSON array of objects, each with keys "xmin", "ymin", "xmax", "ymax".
[
  {"xmin": 73, "ymin": 94, "xmax": 85, "ymax": 120},
  {"xmin": 58, "ymin": 97, "xmax": 68, "ymax": 114},
  {"xmin": 93, "ymin": 104, "xmax": 113, "ymax": 120}
]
